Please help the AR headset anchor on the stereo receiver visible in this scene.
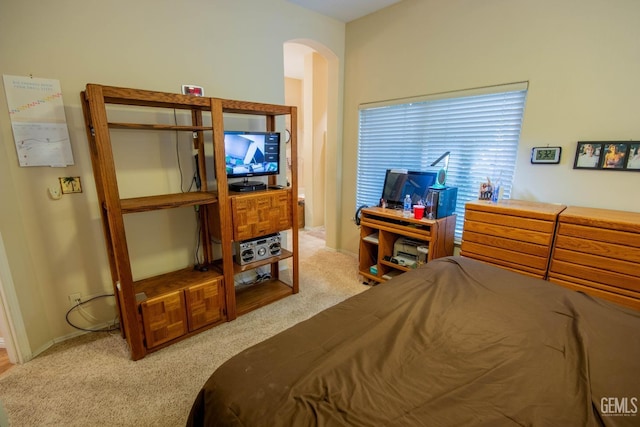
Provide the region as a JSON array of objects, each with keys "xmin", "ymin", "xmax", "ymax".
[{"xmin": 235, "ymin": 233, "xmax": 282, "ymax": 265}]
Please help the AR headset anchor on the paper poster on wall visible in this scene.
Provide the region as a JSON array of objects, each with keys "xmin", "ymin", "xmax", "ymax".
[{"xmin": 2, "ymin": 75, "xmax": 74, "ymax": 167}]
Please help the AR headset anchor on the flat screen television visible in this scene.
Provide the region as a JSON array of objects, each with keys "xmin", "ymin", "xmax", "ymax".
[
  {"xmin": 381, "ymin": 169, "xmax": 437, "ymax": 208},
  {"xmin": 224, "ymin": 131, "xmax": 280, "ymax": 191}
]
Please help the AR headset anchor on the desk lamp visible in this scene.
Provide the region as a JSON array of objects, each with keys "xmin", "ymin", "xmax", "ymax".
[{"xmin": 430, "ymin": 151, "xmax": 450, "ymax": 189}]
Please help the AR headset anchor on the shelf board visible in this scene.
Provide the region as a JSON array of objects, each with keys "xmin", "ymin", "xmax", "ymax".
[
  {"xmin": 119, "ymin": 192, "xmax": 217, "ymax": 214},
  {"xmin": 235, "ymin": 278, "xmax": 294, "ymax": 316},
  {"xmin": 380, "ymin": 260, "xmax": 412, "ymax": 271},
  {"xmin": 362, "ymin": 233, "xmax": 379, "ymax": 244},
  {"xmin": 359, "ymin": 270, "xmax": 381, "ymax": 282},
  {"xmin": 233, "ymin": 248, "xmax": 293, "ymax": 273},
  {"xmin": 96, "ymin": 85, "xmax": 213, "ymax": 110},
  {"xmin": 211, "ymin": 249, "xmax": 293, "ymax": 273},
  {"xmin": 221, "ymin": 99, "xmax": 292, "ymax": 116},
  {"xmin": 133, "ymin": 265, "xmax": 223, "ymax": 300},
  {"xmin": 108, "ymin": 122, "xmax": 213, "ymax": 131}
]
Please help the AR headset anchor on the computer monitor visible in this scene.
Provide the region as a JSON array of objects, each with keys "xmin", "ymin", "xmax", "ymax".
[
  {"xmin": 381, "ymin": 169, "xmax": 437, "ymax": 208},
  {"xmin": 224, "ymin": 131, "xmax": 280, "ymax": 191}
]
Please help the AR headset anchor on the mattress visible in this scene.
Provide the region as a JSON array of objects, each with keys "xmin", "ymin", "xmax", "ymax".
[{"xmin": 187, "ymin": 256, "xmax": 640, "ymax": 426}]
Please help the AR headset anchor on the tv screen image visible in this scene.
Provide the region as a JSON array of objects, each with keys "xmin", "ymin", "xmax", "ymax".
[
  {"xmin": 381, "ymin": 169, "xmax": 437, "ymax": 208},
  {"xmin": 224, "ymin": 131, "xmax": 280, "ymax": 178}
]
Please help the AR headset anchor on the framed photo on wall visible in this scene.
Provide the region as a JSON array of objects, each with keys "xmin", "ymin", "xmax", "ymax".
[
  {"xmin": 602, "ymin": 143, "xmax": 627, "ymax": 169},
  {"xmin": 625, "ymin": 143, "xmax": 640, "ymax": 170},
  {"xmin": 574, "ymin": 141, "xmax": 640, "ymax": 171},
  {"xmin": 573, "ymin": 142, "xmax": 602, "ymax": 169}
]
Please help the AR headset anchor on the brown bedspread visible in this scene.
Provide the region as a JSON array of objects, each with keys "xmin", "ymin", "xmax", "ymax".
[{"xmin": 187, "ymin": 256, "xmax": 640, "ymax": 426}]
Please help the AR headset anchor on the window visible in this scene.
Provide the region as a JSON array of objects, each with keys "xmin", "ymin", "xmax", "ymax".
[{"xmin": 356, "ymin": 83, "xmax": 528, "ymax": 241}]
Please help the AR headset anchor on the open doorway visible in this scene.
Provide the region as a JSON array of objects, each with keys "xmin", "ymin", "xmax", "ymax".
[
  {"xmin": 283, "ymin": 41, "xmax": 330, "ymax": 243},
  {"xmin": 0, "ymin": 232, "xmax": 20, "ymax": 369}
]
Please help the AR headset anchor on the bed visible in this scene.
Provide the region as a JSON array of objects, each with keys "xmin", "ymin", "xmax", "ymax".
[{"xmin": 187, "ymin": 256, "xmax": 640, "ymax": 426}]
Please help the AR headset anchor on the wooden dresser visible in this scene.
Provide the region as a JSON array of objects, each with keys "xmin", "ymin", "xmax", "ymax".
[
  {"xmin": 548, "ymin": 206, "xmax": 640, "ymax": 310},
  {"xmin": 461, "ymin": 200, "xmax": 566, "ymax": 278}
]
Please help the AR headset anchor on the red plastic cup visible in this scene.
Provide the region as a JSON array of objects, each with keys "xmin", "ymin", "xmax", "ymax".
[{"xmin": 413, "ymin": 205, "xmax": 425, "ymax": 219}]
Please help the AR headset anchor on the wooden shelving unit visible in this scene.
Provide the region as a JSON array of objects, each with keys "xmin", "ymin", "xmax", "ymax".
[
  {"xmin": 207, "ymin": 97, "xmax": 298, "ymax": 322},
  {"xmin": 210, "ymin": 185, "xmax": 299, "ymax": 320},
  {"xmin": 81, "ymin": 84, "xmax": 298, "ymax": 360}
]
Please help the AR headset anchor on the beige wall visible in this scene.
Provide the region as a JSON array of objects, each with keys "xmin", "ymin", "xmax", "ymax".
[
  {"xmin": 303, "ymin": 52, "xmax": 329, "ymax": 228},
  {"xmin": 339, "ymin": 0, "xmax": 640, "ymax": 254},
  {"xmin": 0, "ymin": 0, "xmax": 345, "ymax": 358},
  {"xmin": 284, "ymin": 78, "xmax": 304, "ymax": 192},
  {"xmin": 286, "ymin": 53, "xmax": 330, "ymax": 230}
]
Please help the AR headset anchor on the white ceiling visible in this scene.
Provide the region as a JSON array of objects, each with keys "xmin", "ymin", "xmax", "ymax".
[{"xmin": 287, "ymin": 0, "xmax": 401, "ymax": 23}]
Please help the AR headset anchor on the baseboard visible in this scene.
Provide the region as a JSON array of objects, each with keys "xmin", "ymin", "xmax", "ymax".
[
  {"xmin": 28, "ymin": 321, "xmax": 118, "ymax": 361},
  {"xmin": 53, "ymin": 329, "xmax": 89, "ymax": 344},
  {"xmin": 54, "ymin": 321, "xmax": 117, "ymax": 344},
  {"xmin": 27, "ymin": 341, "xmax": 53, "ymax": 362},
  {"xmin": 17, "ymin": 332, "xmax": 86, "ymax": 362},
  {"xmin": 0, "ymin": 337, "xmax": 5, "ymax": 349}
]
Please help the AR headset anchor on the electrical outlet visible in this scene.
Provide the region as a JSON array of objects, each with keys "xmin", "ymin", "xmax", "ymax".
[{"xmin": 68, "ymin": 293, "xmax": 81, "ymax": 306}]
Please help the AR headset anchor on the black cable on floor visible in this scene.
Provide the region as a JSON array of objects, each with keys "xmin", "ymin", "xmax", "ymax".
[{"xmin": 65, "ymin": 294, "xmax": 120, "ymax": 333}]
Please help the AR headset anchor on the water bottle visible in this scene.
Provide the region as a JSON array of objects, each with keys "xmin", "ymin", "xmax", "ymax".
[
  {"xmin": 491, "ymin": 178, "xmax": 502, "ymax": 203},
  {"xmin": 403, "ymin": 194, "xmax": 412, "ymax": 217},
  {"xmin": 491, "ymin": 172, "xmax": 503, "ymax": 203}
]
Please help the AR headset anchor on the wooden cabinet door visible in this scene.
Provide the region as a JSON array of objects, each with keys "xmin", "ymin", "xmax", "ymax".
[
  {"xmin": 140, "ymin": 291, "xmax": 187, "ymax": 349},
  {"xmin": 232, "ymin": 191, "xmax": 292, "ymax": 241},
  {"xmin": 185, "ymin": 279, "xmax": 224, "ymax": 331}
]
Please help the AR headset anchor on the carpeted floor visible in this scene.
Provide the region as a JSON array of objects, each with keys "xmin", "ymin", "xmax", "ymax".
[{"xmin": 0, "ymin": 230, "xmax": 367, "ymax": 426}]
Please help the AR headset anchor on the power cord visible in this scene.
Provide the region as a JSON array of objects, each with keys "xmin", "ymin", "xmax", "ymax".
[
  {"xmin": 65, "ymin": 294, "xmax": 120, "ymax": 333},
  {"xmin": 354, "ymin": 205, "xmax": 368, "ymax": 226},
  {"xmin": 173, "ymin": 109, "xmax": 198, "ymax": 193},
  {"xmin": 256, "ymin": 272, "xmax": 272, "ymax": 282},
  {"xmin": 193, "ymin": 205, "xmax": 203, "ymax": 267},
  {"xmin": 234, "ymin": 269, "xmax": 272, "ymax": 287}
]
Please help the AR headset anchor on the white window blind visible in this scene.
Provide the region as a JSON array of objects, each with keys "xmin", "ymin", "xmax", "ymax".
[{"xmin": 356, "ymin": 83, "xmax": 528, "ymax": 241}]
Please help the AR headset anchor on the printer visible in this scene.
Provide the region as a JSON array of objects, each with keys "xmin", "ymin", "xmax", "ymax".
[{"xmin": 393, "ymin": 238, "xmax": 429, "ymax": 268}]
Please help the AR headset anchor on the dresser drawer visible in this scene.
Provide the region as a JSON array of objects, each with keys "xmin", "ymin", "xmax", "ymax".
[
  {"xmin": 553, "ymin": 234, "xmax": 640, "ymax": 268},
  {"xmin": 548, "ymin": 276, "xmax": 640, "ymax": 310},
  {"xmin": 548, "ymin": 206, "xmax": 640, "ymax": 309},
  {"xmin": 461, "ymin": 200, "xmax": 566, "ymax": 279},
  {"xmin": 464, "ymin": 210, "xmax": 556, "ymax": 234},
  {"xmin": 556, "ymin": 223, "xmax": 640, "ymax": 255},
  {"xmin": 462, "ymin": 220, "xmax": 554, "ymax": 247},
  {"xmin": 549, "ymin": 259, "xmax": 640, "ymax": 293}
]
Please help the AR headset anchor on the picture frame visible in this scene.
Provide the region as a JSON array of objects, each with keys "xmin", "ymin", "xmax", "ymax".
[
  {"xmin": 602, "ymin": 143, "xmax": 628, "ymax": 169},
  {"xmin": 627, "ymin": 143, "xmax": 640, "ymax": 170},
  {"xmin": 531, "ymin": 146, "xmax": 561, "ymax": 164},
  {"xmin": 574, "ymin": 141, "xmax": 640, "ymax": 171},
  {"xmin": 59, "ymin": 176, "xmax": 82, "ymax": 194},
  {"xmin": 573, "ymin": 142, "xmax": 602, "ymax": 169}
]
